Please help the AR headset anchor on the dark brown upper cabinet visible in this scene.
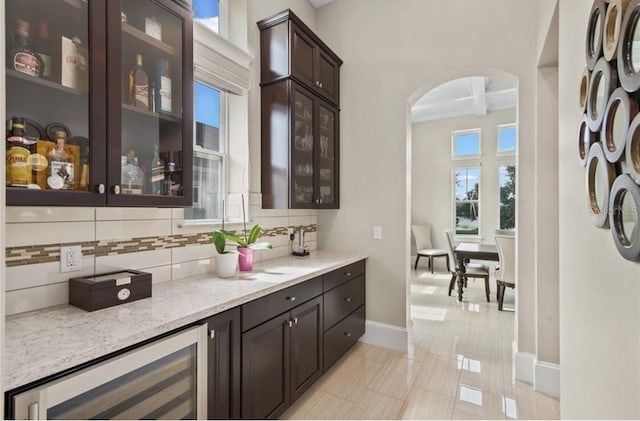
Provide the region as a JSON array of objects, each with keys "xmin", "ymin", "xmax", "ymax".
[
  {"xmin": 258, "ymin": 9, "xmax": 342, "ymax": 209},
  {"xmin": 5, "ymin": 0, "xmax": 193, "ymax": 207}
]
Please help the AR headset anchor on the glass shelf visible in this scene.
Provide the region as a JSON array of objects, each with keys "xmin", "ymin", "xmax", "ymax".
[
  {"xmin": 122, "ymin": 22, "xmax": 177, "ymax": 57},
  {"xmin": 122, "ymin": 103, "xmax": 181, "ymax": 124},
  {"xmin": 7, "ymin": 69, "xmax": 85, "ymax": 97}
]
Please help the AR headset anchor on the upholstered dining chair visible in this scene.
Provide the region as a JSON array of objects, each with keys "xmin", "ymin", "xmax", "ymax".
[
  {"xmin": 494, "ymin": 235, "xmax": 516, "ymax": 311},
  {"xmin": 412, "ymin": 223, "xmax": 449, "ymax": 273},
  {"xmin": 443, "ymin": 229, "xmax": 491, "ymax": 302}
]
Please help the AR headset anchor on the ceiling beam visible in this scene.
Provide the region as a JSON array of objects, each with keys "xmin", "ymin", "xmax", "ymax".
[{"xmin": 468, "ymin": 77, "xmax": 488, "ymax": 116}]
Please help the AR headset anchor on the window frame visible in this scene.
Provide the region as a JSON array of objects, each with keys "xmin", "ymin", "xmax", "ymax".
[
  {"xmin": 451, "ymin": 128, "xmax": 482, "ymax": 160},
  {"xmin": 452, "ymin": 165, "xmax": 482, "ymax": 239},
  {"xmin": 496, "ymin": 123, "xmax": 517, "ymax": 156}
]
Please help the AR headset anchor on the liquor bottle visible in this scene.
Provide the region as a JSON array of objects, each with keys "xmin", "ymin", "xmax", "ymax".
[
  {"xmin": 36, "ymin": 20, "xmax": 53, "ymax": 80},
  {"xmin": 8, "ymin": 19, "xmax": 43, "ymax": 78},
  {"xmin": 6, "ymin": 117, "xmax": 34, "ymax": 187},
  {"xmin": 47, "ymin": 131, "xmax": 74, "ymax": 190},
  {"xmin": 121, "ymin": 150, "xmax": 144, "ymax": 194},
  {"xmin": 156, "ymin": 58, "xmax": 172, "ymax": 113},
  {"xmin": 61, "ymin": 36, "xmax": 88, "ymax": 92},
  {"xmin": 129, "ymin": 54, "xmax": 149, "ymax": 110}
]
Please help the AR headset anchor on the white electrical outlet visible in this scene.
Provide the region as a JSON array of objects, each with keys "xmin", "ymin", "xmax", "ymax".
[
  {"xmin": 61, "ymin": 245, "xmax": 82, "ymax": 273},
  {"xmin": 373, "ymin": 226, "xmax": 383, "ymax": 240},
  {"xmin": 287, "ymin": 227, "xmax": 294, "ymax": 236}
]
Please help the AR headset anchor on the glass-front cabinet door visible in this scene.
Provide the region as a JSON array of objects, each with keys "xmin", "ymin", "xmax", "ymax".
[
  {"xmin": 107, "ymin": 0, "xmax": 193, "ymax": 206},
  {"xmin": 291, "ymin": 84, "xmax": 315, "ymax": 208},
  {"xmin": 316, "ymin": 101, "xmax": 338, "ymax": 208},
  {"xmin": 5, "ymin": 0, "xmax": 107, "ymax": 206}
]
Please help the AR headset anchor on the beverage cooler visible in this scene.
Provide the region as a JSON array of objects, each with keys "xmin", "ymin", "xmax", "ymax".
[{"xmin": 7, "ymin": 325, "xmax": 208, "ymax": 420}]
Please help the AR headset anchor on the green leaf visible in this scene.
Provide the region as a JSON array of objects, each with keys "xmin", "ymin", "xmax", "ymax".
[
  {"xmin": 247, "ymin": 224, "xmax": 262, "ymax": 244},
  {"xmin": 212, "ymin": 230, "xmax": 227, "ymax": 254},
  {"xmin": 249, "ymin": 241, "xmax": 272, "ymax": 250},
  {"xmin": 222, "ymin": 230, "xmax": 248, "ymax": 247}
]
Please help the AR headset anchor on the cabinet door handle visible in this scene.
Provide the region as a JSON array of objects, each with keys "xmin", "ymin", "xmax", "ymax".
[
  {"xmin": 344, "ymin": 297, "xmax": 352, "ymax": 302},
  {"xmin": 28, "ymin": 402, "xmax": 39, "ymax": 420},
  {"xmin": 96, "ymin": 184, "xmax": 105, "ymax": 194},
  {"xmin": 344, "ymin": 332, "xmax": 351, "ymax": 337},
  {"xmin": 294, "ymin": 317, "xmax": 298, "ymax": 325},
  {"xmin": 345, "ymin": 272, "xmax": 351, "ymax": 277},
  {"xmin": 288, "ymin": 320, "xmax": 293, "ymax": 328},
  {"xmin": 209, "ymin": 329, "xmax": 215, "ymax": 340},
  {"xmin": 112, "ymin": 185, "xmax": 121, "ymax": 195},
  {"xmin": 320, "ymin": 82, "xmax": 324, "ymax": 88},
  {"xmin": 287, "ymin": 296, "xmax": 296, "ymax": 302}
]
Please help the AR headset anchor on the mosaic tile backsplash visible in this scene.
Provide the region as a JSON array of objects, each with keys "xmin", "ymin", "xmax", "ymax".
[{"xmin": 5, "ymin": 200, "xmax": 318, "ymax": 316}]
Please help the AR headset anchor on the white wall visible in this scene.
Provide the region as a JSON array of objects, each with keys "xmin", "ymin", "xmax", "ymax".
[
  {"xmin": 412, "ymin": 108, "xmax": 516, "ymax": 254},
  {"xmin": 560, "ymin": 1, "xmax": 640, "ymax": 418},
  {"xmin": 315, "ymin": 0, "xmax": 538, "ymax": 334}
]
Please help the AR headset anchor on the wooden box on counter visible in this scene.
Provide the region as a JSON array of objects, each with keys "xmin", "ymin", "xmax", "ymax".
[{"xmin": 69, "ymin": 270, "xmax": 152, "ymax": 312}]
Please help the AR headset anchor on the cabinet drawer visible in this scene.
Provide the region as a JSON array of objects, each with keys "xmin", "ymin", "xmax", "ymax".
[
  {"xmin": 323, "ymin": 260, "xmax": 365, "ymax": 291},
  {"xmin": 323, "ymin": 275, "xmax": 365, "ymax": 330},
  {"xmin": 323, "ymin": 306, "xmax": 365, "ymax": 371},
  {"xmin": 242, "ymin": 277, "xmax": 323, "ymax": 332}
]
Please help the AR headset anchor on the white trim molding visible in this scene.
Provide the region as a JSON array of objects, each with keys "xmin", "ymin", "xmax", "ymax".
[
  {"xmin": 515, "ymin": 351, "xmax": 536, "ymax": 385},
  {"xmin": 359, "ymin": 320, "xmax": 409, "ymax": 352},
  {"xmin": 535, "ymin": 360, "xmax": 560, "ymax": 398}
]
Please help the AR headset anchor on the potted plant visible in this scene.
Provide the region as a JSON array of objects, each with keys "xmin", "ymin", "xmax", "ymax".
[
  {"xmin": 212, "ymin": 230, "xmax": 238, "ymax": 278},
  {"xmin": 223, "ymin": 224, "xmax": 272, "ymax": 271}
]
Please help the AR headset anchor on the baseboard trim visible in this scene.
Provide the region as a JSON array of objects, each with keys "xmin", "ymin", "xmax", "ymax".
[
  {"xmin": 359, "ymin": 320, "xmax": 409, "ymax": 352},
  {"xmin": 515, "ymin": 351, "xmax": 536, "ymax": 385},
  {"xmin": 535, "ymin": 360, "xmax": 560, "ymax": 398}
]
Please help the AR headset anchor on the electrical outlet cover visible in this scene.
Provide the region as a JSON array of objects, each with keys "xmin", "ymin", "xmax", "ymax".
[{"xmin": 61, "ymin": 245, "xmax": 83, "ymax": 273}]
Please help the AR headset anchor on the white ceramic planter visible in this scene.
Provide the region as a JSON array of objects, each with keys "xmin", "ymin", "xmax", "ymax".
[{"xmin": 215, "ymin": 253, "xmax": 238, "ymax": 278}]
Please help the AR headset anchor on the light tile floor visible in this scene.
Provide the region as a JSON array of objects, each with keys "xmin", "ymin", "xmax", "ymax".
[{"xmin": 281, "ymin": 268, "xmax": 560, "ymax": 420}]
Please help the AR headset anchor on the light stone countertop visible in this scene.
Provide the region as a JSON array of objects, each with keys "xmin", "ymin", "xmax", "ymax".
[{"xmin": 5, "ymin": 250, "xmax": 367, "ymax": 391}]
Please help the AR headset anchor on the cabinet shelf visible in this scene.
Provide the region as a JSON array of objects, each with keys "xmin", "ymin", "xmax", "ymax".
[
  {"xmin": 7, "ymin": 69, "xmax": 85, "ymax": 97},
  {"xmin": 122, "ymin": 103, "xmax": 181, "ymax": 124},
  {"xmin": 122, "ymin": 23, "xmax": 178, "ymax": 57}
]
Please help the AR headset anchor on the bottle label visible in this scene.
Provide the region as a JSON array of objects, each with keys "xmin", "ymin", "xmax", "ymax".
[
  {"xmin": 61, "ymin": 36, "xmax": 88, "ymax": 92},
  {"xmin": 38, "ymin": 53, "xmax": 52, "ymax": 79},
  {"xmin": 7, "ymin": 146, "xmax": 32, "ymax": 186},
  {"xmin": 50, "ymin": 161, "xmax": 74, "ymax": 189},
  {"xmin": 13, "ymin": 52, "xmax": 40, "ymax": 77},
  {"xmin": 135, "ymin": 83, "xmax": 149, "ymax": 109},
  {"xmin": 159, "ymin": 76, "xmax": 172, "ymax": 113}
]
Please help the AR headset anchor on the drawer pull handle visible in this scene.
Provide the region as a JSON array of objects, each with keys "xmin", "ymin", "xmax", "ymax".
[
  {"xmin": 287, "ymin": 296, "xmax": 296, "ymax": 302},
  {"xmin": 288, "ymin": 320, "xmax": 293, "ymax": 328},
  {"xmin": 344, "ymin": 332, "xmax": 351, "ymax": 337},
  {"xmin": 294, "ymin": 317, "xmax": 298, "ymax": 325},
  {"xmin": 210, "ymin": 329, "xmax": 215, "ymax": 340},
  {"xmin": 345, "ymin": 272, "xmax": 351, "ymax": 277},
  {"xmin": 344, "ymin": 297, "xmax": 352, "ymax": 302}
]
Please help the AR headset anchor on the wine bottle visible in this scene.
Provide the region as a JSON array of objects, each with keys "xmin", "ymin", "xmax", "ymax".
[
  {"xmin": 47, "ymin": 131, "xmax": 74, "ymax": 190},
  {"xmin": 129, "ymin": 54, "xmax": 149, "ymax": 110},
  {"xmin": 121, "ymin": 150, "xmax": 144, "ymax": 194},
  {"xmin": 36, "ymin": 20, "xmax": 53, "ymax": 80},
  {"xmin": 8, "ymin": 19, "xmax": 43, "ymax": 78},
  {"xmin": 6, "ymin": 117, "xmax": 34, "ymax": 187},
  {"xmin": 156, "ymin": 58, "xmax": 172, "ymax": 113}
]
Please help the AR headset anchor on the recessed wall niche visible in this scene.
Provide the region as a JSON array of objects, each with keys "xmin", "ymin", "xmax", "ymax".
[{"xmin": 580, "ymin": 0, "xmax": 640, "ymax": 261}]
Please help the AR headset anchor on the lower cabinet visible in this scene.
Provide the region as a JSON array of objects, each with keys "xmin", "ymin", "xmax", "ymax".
[
  {"xmin": 241, "ymin": 296, "xmax": 323, "ymax": 419},
  {"xmin": 206, "ymin": 307, "xmax": 241, "ymax": 419}
]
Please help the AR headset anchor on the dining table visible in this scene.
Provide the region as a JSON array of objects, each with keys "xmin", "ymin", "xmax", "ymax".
[{"xmin": 454, "ymin": 242, "xmax": 499, "ymax": 302}]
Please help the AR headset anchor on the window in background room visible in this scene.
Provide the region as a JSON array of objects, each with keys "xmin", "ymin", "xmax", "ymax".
[
  {"xmin": 452, "ymin": 129, "xmax": 481, "ymax": 158},
  {"xmin": 499, "ymin": 165, "xmax": 516, "ymax": 230},
  {"xmin": 454, "ymin": 167, "xmax": 480, "ymax": 236},
  {"xmin": 193, "ymin": 0, "xmax": 221, "ymax": 34},
  {"xmin": 184, "ymin": 81, "xmax": 226, "ymax": 221},
  {"xmin": 497, "ymin": 124, "xmax": 517, "ymax": 153}
]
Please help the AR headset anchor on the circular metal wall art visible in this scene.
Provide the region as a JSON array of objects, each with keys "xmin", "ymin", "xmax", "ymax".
[
  {"xmin": 609, "ymin": 174, "xmax": 640, "ymax": 261},
  {"xmin": 586, "ymin": 142, "xmax": 617, "ymax": 228},
  {"xmin": 580, "ymin": 68, "xmax": 591, "ymax": 112},
  {"xmin": 587, "ymin": 0, "xmax": 607, "ymax": 69},
  {"xmin": 578, "ymin": 114, "xmax": 599, "ymax": 167},
  {"xmin": 625, "ymin": 112, "xmax": 640, "ymax": 183},
  {"xmin": 604, "ymin": 0, "xmax": 630, "ymax": 61},
  {"xmin": 601, "ymin": 87, "xmax": 637, "ymax": 162},
  {"xmin": 586, "ymin": 57, "xmax": 618, "ymax": 131},
  {"xmin": 617, "ymin": 0, "xmax": 640, "ymax": 91}
]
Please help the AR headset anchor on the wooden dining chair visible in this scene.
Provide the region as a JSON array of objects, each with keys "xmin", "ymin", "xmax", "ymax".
[
  {"xmin": 443, "ymin": 229, "xmax": 491, "ymax": 301},
  {"xmin": 494, "ymin": 235, "xmax": 516, "ymax": 310},
  {"xmin": 412, "ymin": 223, "xmax": 449, "ymax": 273}
]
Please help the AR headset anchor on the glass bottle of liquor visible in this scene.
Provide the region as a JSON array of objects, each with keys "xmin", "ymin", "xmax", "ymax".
[
  {"xmin": 156, "ymin": 58, "xmax": 172, "ymax": 113},
  {"xmin": 150, "ymin": 143, "xmax": 165, "ymax": 194},
  {"xmin": 8, "ymin": 19, "xmax": 43, "ymax": 78},
  {"xmin": 6, "ymin": 117, "xmax": 35, "ymax": 187},
  {"xmin": 129, "ymin": 54, "xmax": 149, "ymax": 110},
  {"xmin": 61, "ymin": 36, "xmax": 88, "ymax": 92},
  {"xmin": 36, "ymin": 20, "xmax": 53, "ymax": 80},
  {"xmin": 121, "ymin": 149, "xmax": 144, "ymax": 194},
  {"xmin": 47, "ymin": 131, "xmax": 74, "ymax": 190}
]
